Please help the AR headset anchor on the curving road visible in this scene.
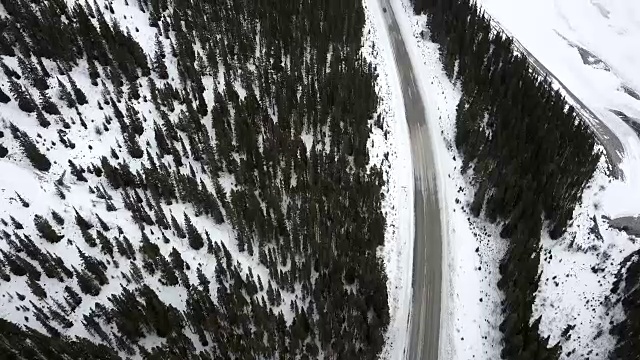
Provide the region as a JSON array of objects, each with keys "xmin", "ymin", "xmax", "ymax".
[{"xmin": 378, "ymin": 1, "xmax": 443, "ymax": 359}]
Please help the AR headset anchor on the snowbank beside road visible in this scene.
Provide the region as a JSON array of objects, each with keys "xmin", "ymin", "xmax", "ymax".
[{"xmin": 362, "ymin": 0, "xmax": 415, "ymax": 358}]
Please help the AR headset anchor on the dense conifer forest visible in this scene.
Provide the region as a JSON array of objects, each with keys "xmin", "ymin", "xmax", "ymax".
[
  {"xmin": 411, "ymin": 0, "xmax": 599, "ymax": 358},
  {"xmin": 0, "ymin": 0, "xmax": 390, "ymax": 357}
]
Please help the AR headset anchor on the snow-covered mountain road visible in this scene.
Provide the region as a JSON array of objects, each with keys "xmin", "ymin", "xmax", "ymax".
[{"xmin": 378, "ymin": 0, "xmax": 443, "ymax": 359}]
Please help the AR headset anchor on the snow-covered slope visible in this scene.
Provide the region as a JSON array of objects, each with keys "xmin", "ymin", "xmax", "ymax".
[
  {"xmin": 471, "ymin": 0, "xmax": 640, "ymax": 358},
  {"xmin": 0, "ymin": 0, "xmax": 400, "ymax": 357},
  {"xmin": 0, "ymin": 0, "xmax": 279, "ymax": 344}
]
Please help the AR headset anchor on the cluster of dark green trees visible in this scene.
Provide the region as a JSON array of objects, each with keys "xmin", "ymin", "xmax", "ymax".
[
  {"xmin": 8, "ymin": 123, "xmax": 52, "ymax": 171},
  {"xmin": 0, "ymin": 318, "xmax": 119, "ymax": 360},
  {"xmin": 0, "ymin": 0, "xmax": 389, "ymax": 357},
  {"xmin": 412, "ymin": 0, "xmax": 599, "ymax": 359}
]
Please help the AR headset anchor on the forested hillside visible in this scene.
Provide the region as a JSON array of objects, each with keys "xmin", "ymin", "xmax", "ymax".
[
  {"xmin": 0, "ymin": 0, "xmax": 390, "ymax": 357},
  {"xmin": 410, "ymin": 0, "xmax": 600, "ymax": 358}
]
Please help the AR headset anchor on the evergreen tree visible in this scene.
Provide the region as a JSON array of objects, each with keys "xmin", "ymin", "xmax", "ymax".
[
  {"xmin": 8, "ymin": 78, "xmax": 36, "ymax": 113},
  {"xmin": 184, "ymin": 212, "xmax": 204, "ymax": 250},
  {"xmin": 33, "ymin": 214, "xmax": 63, "ymax": 243},
  {"xmin": 171, "ymin": 213, "xmax": 186, "ymax": 239},
  {"xmin": 9, "ymin": 124, "xmax": 51, "ymax": 171},
  {"xmin": 66, "ymin": 72, "xmax": 87, "ymax": 105},
  {"xmin": 51, "ymin": 210, "xmax": 65, "ymax": 226},
  {"xmin": 39, "ymin": 89, "xmax": 60, "ymax": 115},
  {"xmin": 27, "ymin": 274, "xmax": 47, "ymax": 299},
  {"xmin": 57, "ymin": 78, "xmax": 76, "ymax": 107},
  {"xmin": 76, "ymin": 269, "xmax": 101, "ymax": 296},
  {"xmin": 153, "ymin": 33, "xmax": 168, "ymax": 80}
]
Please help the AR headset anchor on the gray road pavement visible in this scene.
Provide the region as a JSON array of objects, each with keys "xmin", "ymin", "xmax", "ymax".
[{"xmin": 378, "ymin": 1, "xmax": 443, "ymax": 359}]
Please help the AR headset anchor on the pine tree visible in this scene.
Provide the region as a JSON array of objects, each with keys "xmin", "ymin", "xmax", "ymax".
[
  {"xmin": 10, "ymin": 216, "xmax": 23, "ymax": 230},
  {"xmin": 76, "ymin": 269, "xmax": 101, "ymax": 296},
  {"xmin": 64, "ymin": 285, "xmax": 82, "ymax": 310},
  {"xmin": 128, "ymin": 80, "xmax": 141, "ymax": 101},
  {"xmin": 27, "ymin": 274, "xmax": 47, "ymax": 299},
  {"xmin": 9, "ymin": 124, "xmax": 51, "ymax": 171},
  {"xmin": 17, "ymin": 56, "xmax": 48, "ymax": 91},
  {"xmin": 171, "ymin": 213, "xmax": 186, "ymax": 239},
  {"xmin": 184, "ymin": 212, "xmax": 204, "ymax": 250},
  {"xmin": 153, "ymin": 34, "xmax": 169, "ymax": 79},
  {"xmin": 74, "ymin": 209, "xmax": 93, "ymax": 231},
  {"xmin": 33, "ymin": 214, "xmax": 63, "ymax": 243},
  {"xmin": 96, "ymin": 230, "xmax": 114, "ymax": 259},
  {"xmin": 169, "ymin": 247, "xmax": 184, "ymax": 271},
  {"xmin": 78, "ymin": 247, "xmax": 109, "ymax": 286},
  {"xmin": 66, "ymin": 72, "xmax": 88, "ymax": 105},
  {"xmin": 87, "ymin": 58, "xmax": 100, "ymax": 86},
  {"xmin": 205, "ymin": 231, "xmax": 214, "ymax": 254},
  {"xmin": 8, "ymin": 79, "xmax": 36, "ymax": 113},
  {"xmin": 81, "ymin": 227, "xmax": 97, "ymax": 247},
  {"xmin": 68, "ymin": 160, "xmax": 88, "ymax": 182},
  {"xmin": 57, "ymin": 78, "xmax": 76, "ymax": 107},
  {"xmin": 34, "ymin": 107, "xmax": 51, "ymax": 128},
  {"xmin": 39, "ymin": 89, "xmax": 60, "ymax": 115},
  {"xmin": 50, "ymin": 210, "xmax": 65, "ymax": 226}
]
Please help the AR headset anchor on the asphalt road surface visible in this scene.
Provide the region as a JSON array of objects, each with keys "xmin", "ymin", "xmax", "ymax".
[{"xmin": 379, "ymin": 1, "xmax": 443, "ymax": 359}]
